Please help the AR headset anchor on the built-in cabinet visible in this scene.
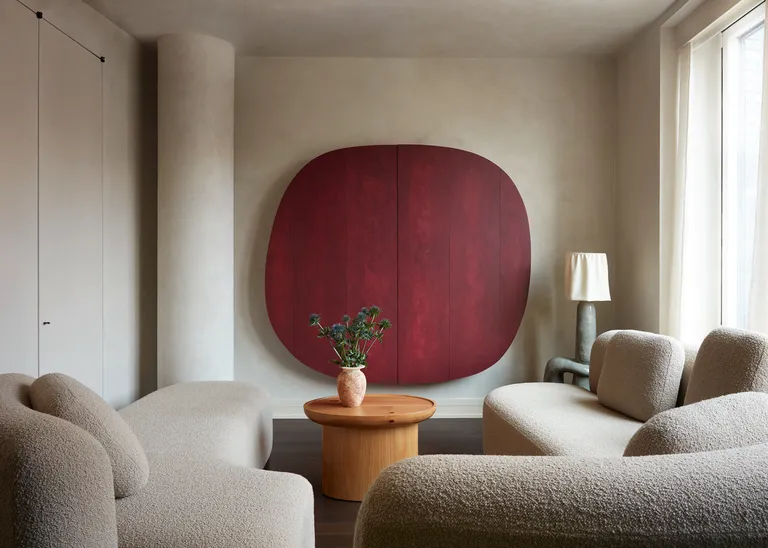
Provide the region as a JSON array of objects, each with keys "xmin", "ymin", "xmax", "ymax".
[
  {"xmin": 0, "ymin": 0, "xmax": 104, "ymax": 395},
  {"xmin": 0, "ymin": 0, "xmax": 38, "ymax": 382}
]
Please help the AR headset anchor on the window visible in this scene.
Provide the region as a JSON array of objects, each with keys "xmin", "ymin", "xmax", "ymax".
[
  {"xmin": 723, "ymin": 10, "xmax": 765, "ymax": 328},
  {"xmin": 674, "ymin": 3, "xmax": 768, "ymax": 342}
]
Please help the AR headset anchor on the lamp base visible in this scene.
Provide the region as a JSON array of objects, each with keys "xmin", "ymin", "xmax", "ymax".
[
  {"xmin": 575, "ymin": 301, "xmax": 597, "ymax": 364},
  {"xmin": 543, "ymin": 301, "xmax": 597, "ymax": 390},
  {"xmin": 544, "ymin": 357, "xmax": 590, "ymax": 389}
]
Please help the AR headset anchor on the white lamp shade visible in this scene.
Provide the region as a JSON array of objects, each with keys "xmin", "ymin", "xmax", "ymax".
[{"xmin": 565, "ymin": 252, "xmax": 611, "ymax": 302}]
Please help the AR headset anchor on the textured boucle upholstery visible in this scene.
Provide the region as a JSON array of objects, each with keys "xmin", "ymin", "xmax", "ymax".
[
  {"xmin": 354, "ymin": 450, "xmax": 768, "ymax": 548},
  {"xmin": 119, "ymin": 381, "xmax": 273, "ymax": 468},
  {"xmin": 116, "ymin": 381, "xmax": 314, "ymax": 548},
  {"xmin": 30, "ymin": 373, "xmax": 149, "ymax": 498},
  {"xmin": 589, "ymin": 330, "xmax": 618, "ymax": 393},
  {"xmin": 625, "ymin": 392, "xmax": 768, "ymax": 457},
  {"xmin": 1, "ymin": 375, "xmax": 314, "ymax": 548},
  {"xmin": 597, "ymin": 331, "xmax": 685, "ymax": 421},
  {"xmin": 116, "ymin": 456, "xmax": 314, "ymax": 548},
  {"xmin": 684, "ymin": 327, "xmax": 768, "ymax": 405},
  {"xmin": 678, "ymin": 343, "xmax": 698, "ymax": 406},
  {"xmin": 0, "ymin": 374, "xmax": 118, "ymax": 547},
  {"xmin": 483, "ymin": 383, "xmax": 642, "ymax": 456}
]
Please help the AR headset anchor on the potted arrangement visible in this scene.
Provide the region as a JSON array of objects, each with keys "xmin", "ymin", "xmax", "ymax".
[{"xmin": 309, "ymin": 305, "xmax": 392, "ymax": 407}]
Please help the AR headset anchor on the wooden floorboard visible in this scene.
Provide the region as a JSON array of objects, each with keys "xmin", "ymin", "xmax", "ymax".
[{"xmin": 268, "ymin": 418, "xmax": 482, "ymax": 548}]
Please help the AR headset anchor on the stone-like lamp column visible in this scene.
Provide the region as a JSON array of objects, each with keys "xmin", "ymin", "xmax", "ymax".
[{"xmin": 157, "ymin": 34, "xmax": 235, "ymax": 388}]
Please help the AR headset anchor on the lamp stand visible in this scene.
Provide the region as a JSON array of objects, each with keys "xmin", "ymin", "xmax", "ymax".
[
  {"xmin": 575, "ymin": 301, "xmax": 597, "ymax": 364},
  {"xmin": 543, "ymin": 301, "xmax": 597, "ymax": 389}
]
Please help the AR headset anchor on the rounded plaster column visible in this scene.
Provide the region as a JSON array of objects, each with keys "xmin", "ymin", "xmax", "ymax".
[{"xmin": 157, "ymin": 34, "xmax": 235, "ymax": 388}]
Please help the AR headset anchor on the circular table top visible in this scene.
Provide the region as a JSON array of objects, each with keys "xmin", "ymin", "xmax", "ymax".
[{"xmin": 304, "ymin": 394, "xmax": 436, "ymax": 427}]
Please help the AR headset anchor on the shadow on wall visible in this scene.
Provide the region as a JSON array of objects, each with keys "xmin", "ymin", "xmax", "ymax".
[
  {"xmin": 138, "ymin": 44, "xmax": 158, "ymax": 397},
  {"xmin": 512, "ymin": 282, "xmax": 553, "ymax": 384}
]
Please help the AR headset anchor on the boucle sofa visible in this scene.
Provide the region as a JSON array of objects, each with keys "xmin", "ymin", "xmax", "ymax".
[
  {"xmin": 484, "ymin": 329, "xmax": 698, "ymax": 456},
  {"xmin": 354, "ymin": 327, "xmax": 768, "ymax": 547},
  {"xmin": 0, "ymin": 375, "xmax": 314, "ymax": 548}
]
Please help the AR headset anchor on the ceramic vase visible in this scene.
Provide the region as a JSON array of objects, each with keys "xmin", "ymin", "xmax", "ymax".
[{"xmin": 337, "ymin": 366, "xmax": 367, "ymax": 407}]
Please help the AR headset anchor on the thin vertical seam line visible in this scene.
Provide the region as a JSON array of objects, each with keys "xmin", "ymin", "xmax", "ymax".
[
  {"xmin": 447, "ymin": 154, "xmax": 451, "ymax": 381},
  {"xmin": 231, "ymin": 78, "xmax": 235, "ymax": 371},
  {"xmin": 293, "ymin": 185, "xmax": 297, "ymax": 356},
  {"xmin": 498, "ymin": 168, "xmax": 503, "ymax": 362},
  {"xmin": 344, "ymin": 155, "xmax": 348, "ymax": 358},
  {"xmin": 720, "ymin": 43, "xmax": 725, "ymax": 324},
  {"xmin": 291, "ymin": 185, "xmax": 296, "ymax": 356},
  {"xmin": 101, "ymin": 62, "xmax": 105, "ymax": 399},
  {"xmin": 36, "ymin": 14, "xmax": 40, "ymax": 378},
  {"xmin": 396, "ymin": 146, "xmax": 400, "ymax": 383}
]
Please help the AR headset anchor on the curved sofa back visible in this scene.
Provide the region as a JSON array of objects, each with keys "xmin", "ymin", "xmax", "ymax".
[
  {"xmin": 0, "ymin": 373, "xmax": 118, "ymax": 547},
  {"xmin": 119, "ymin": 381, "xmax": 274, "ymax": 469}
]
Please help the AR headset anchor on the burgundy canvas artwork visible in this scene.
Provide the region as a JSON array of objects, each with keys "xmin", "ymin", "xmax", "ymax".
[{"xmin": 265, "ymin": 145, "xmax": 531, "ymax": 384}]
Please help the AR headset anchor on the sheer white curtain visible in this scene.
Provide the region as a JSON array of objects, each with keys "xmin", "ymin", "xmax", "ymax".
[
  {"xmin": 669, "ymin": 16, "xmax": 768, "ymax": 341},
  {"xmin": 750, "ymin": 26, "xmax": 768, "ymax": 333},
  {"xmin": 667, "ymin": 37, "xmax": 722, "ymax": 345},
  {"xmin": 665, "ymin": 44, "xmax": 691, "ymax": 341}
]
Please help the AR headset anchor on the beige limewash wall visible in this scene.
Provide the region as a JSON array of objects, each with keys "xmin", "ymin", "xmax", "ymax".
[
  {"xmin": 17, "ymin": 0, "xmax": 157, "ymax": 407},
  {"xmin": 616, "ymin": 26, "xmax": 663, "ymax": 334},
  {"xmin": 234, "ymin": 57, "xmax": 618, "ymax": 416}
]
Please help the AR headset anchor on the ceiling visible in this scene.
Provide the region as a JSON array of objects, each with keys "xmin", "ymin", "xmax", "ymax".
[{"xmin": 84, "ymin": 0, "xmax": 678, "ymax": 57}]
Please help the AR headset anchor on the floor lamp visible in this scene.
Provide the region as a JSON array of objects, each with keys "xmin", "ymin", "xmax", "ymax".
[{"xmin": 545, "ymin": 252, "xmax": 611, "ymax": 388}]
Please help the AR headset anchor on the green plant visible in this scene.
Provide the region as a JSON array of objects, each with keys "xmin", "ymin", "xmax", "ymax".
[{"xmin": 309, "ymin": 306, "xmax": 392, "ymax": 368}]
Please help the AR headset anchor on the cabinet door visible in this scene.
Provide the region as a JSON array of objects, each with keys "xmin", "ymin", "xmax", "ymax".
[
  {"xmin": 0, "ymin": 0, "xmax": 39, "ymax": 377},
  {"xmin": 39, "ymin": 21, "xmax": 103, "ymax": 395}
]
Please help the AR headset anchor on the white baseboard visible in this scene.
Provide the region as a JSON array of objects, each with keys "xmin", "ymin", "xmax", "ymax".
[{"xmin": 273, "ymin": 397, "xmax": 483, "ymax": 419}]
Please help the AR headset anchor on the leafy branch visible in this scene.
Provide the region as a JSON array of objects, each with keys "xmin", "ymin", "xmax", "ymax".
[{"xmin": 309, "ymin": 305, "xmax": 392, "ymax": 368}]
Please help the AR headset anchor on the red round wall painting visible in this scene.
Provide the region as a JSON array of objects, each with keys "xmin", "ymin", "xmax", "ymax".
[{"xmin": 265, "ymin": 145, "xmax": 531, "ymax": 384}]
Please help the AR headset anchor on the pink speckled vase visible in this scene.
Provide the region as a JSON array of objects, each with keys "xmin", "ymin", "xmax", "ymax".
[{"xmin": 337, "ymin": 367, "xmax": 367, "ymax": 407}]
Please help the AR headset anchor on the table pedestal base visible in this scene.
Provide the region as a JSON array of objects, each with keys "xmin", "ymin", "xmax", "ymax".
[{"xmin": 321, "ymin": 423, "xmax": 418, "ymax": 501}]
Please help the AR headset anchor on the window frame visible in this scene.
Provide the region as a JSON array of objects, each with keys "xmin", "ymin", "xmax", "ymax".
[{"xmin": 721, "ymin": 4, "xmax": 766, "ymax": 328}]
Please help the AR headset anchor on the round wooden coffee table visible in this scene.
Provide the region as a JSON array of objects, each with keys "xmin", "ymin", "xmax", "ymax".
[{"xmin": 304, "ymin": 394, "xmax": 436, "ymax": 501}]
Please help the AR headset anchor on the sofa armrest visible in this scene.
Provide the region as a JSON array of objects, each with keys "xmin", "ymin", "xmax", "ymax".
[
  {"xmin": 1, "ymin": 375, "xmax": 118, "ymax": 548},
  {"xmin": 354, "ymin": 450, "xmax": 768, "ymax": 548},
  {"xmin": 544, "ymin": 356, "xmax": 590, "ymax": 389}
]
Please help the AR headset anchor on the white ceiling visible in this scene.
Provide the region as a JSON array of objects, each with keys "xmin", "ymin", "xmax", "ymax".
[{"xmin": 84, "ymin": 0, "xmax": 678, "ymax": 57}]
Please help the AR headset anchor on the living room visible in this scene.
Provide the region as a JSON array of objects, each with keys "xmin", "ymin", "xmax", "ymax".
[{"xmin": 2, "ymin": 0, "xmax": 768, "ymax": 546}]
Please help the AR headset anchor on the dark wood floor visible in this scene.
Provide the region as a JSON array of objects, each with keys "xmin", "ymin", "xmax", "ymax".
[{"xmin": 269, "ymin": 419, "xmax": 482, "ymax": 548}]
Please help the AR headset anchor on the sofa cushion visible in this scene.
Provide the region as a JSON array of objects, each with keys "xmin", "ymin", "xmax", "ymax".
[
  {"xmin": 597, "ymin": 331, "xmax": 685, "ymax": 422},
  {"xmin": 589, "ymin": 330, "xmax": 618, "ymax": 394},
  {"xmin": 115, "ymin": 456, "xmax": 314, "ymax": 548},
  {"xmin": 483, "ymin": 383, "xmax": 643, "ymax": 456},
  {"xmin": 625, "ymin": 392, "xmax": 768, "ymax": 456},
  {"xmin": 30, "ymin": 373, "xmax": 149, "ymax": 498},
  {"xmin": 684, "ymin": 327, "xmax": 768, "ymax": 405}
]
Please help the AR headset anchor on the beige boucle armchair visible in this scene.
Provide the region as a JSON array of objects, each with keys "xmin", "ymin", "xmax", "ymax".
[
  {"xmin": 0, "ymin": 376, "xmax": 314, "ymax": 548},
  {"xmin": 354, "ymin": 327, "xmax": 768, "ymax": 547}
]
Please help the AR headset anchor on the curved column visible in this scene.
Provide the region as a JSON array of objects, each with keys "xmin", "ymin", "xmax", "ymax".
[{"xmin": 157, "ymin": 34, "xmax": 234, "ymax": 388}]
